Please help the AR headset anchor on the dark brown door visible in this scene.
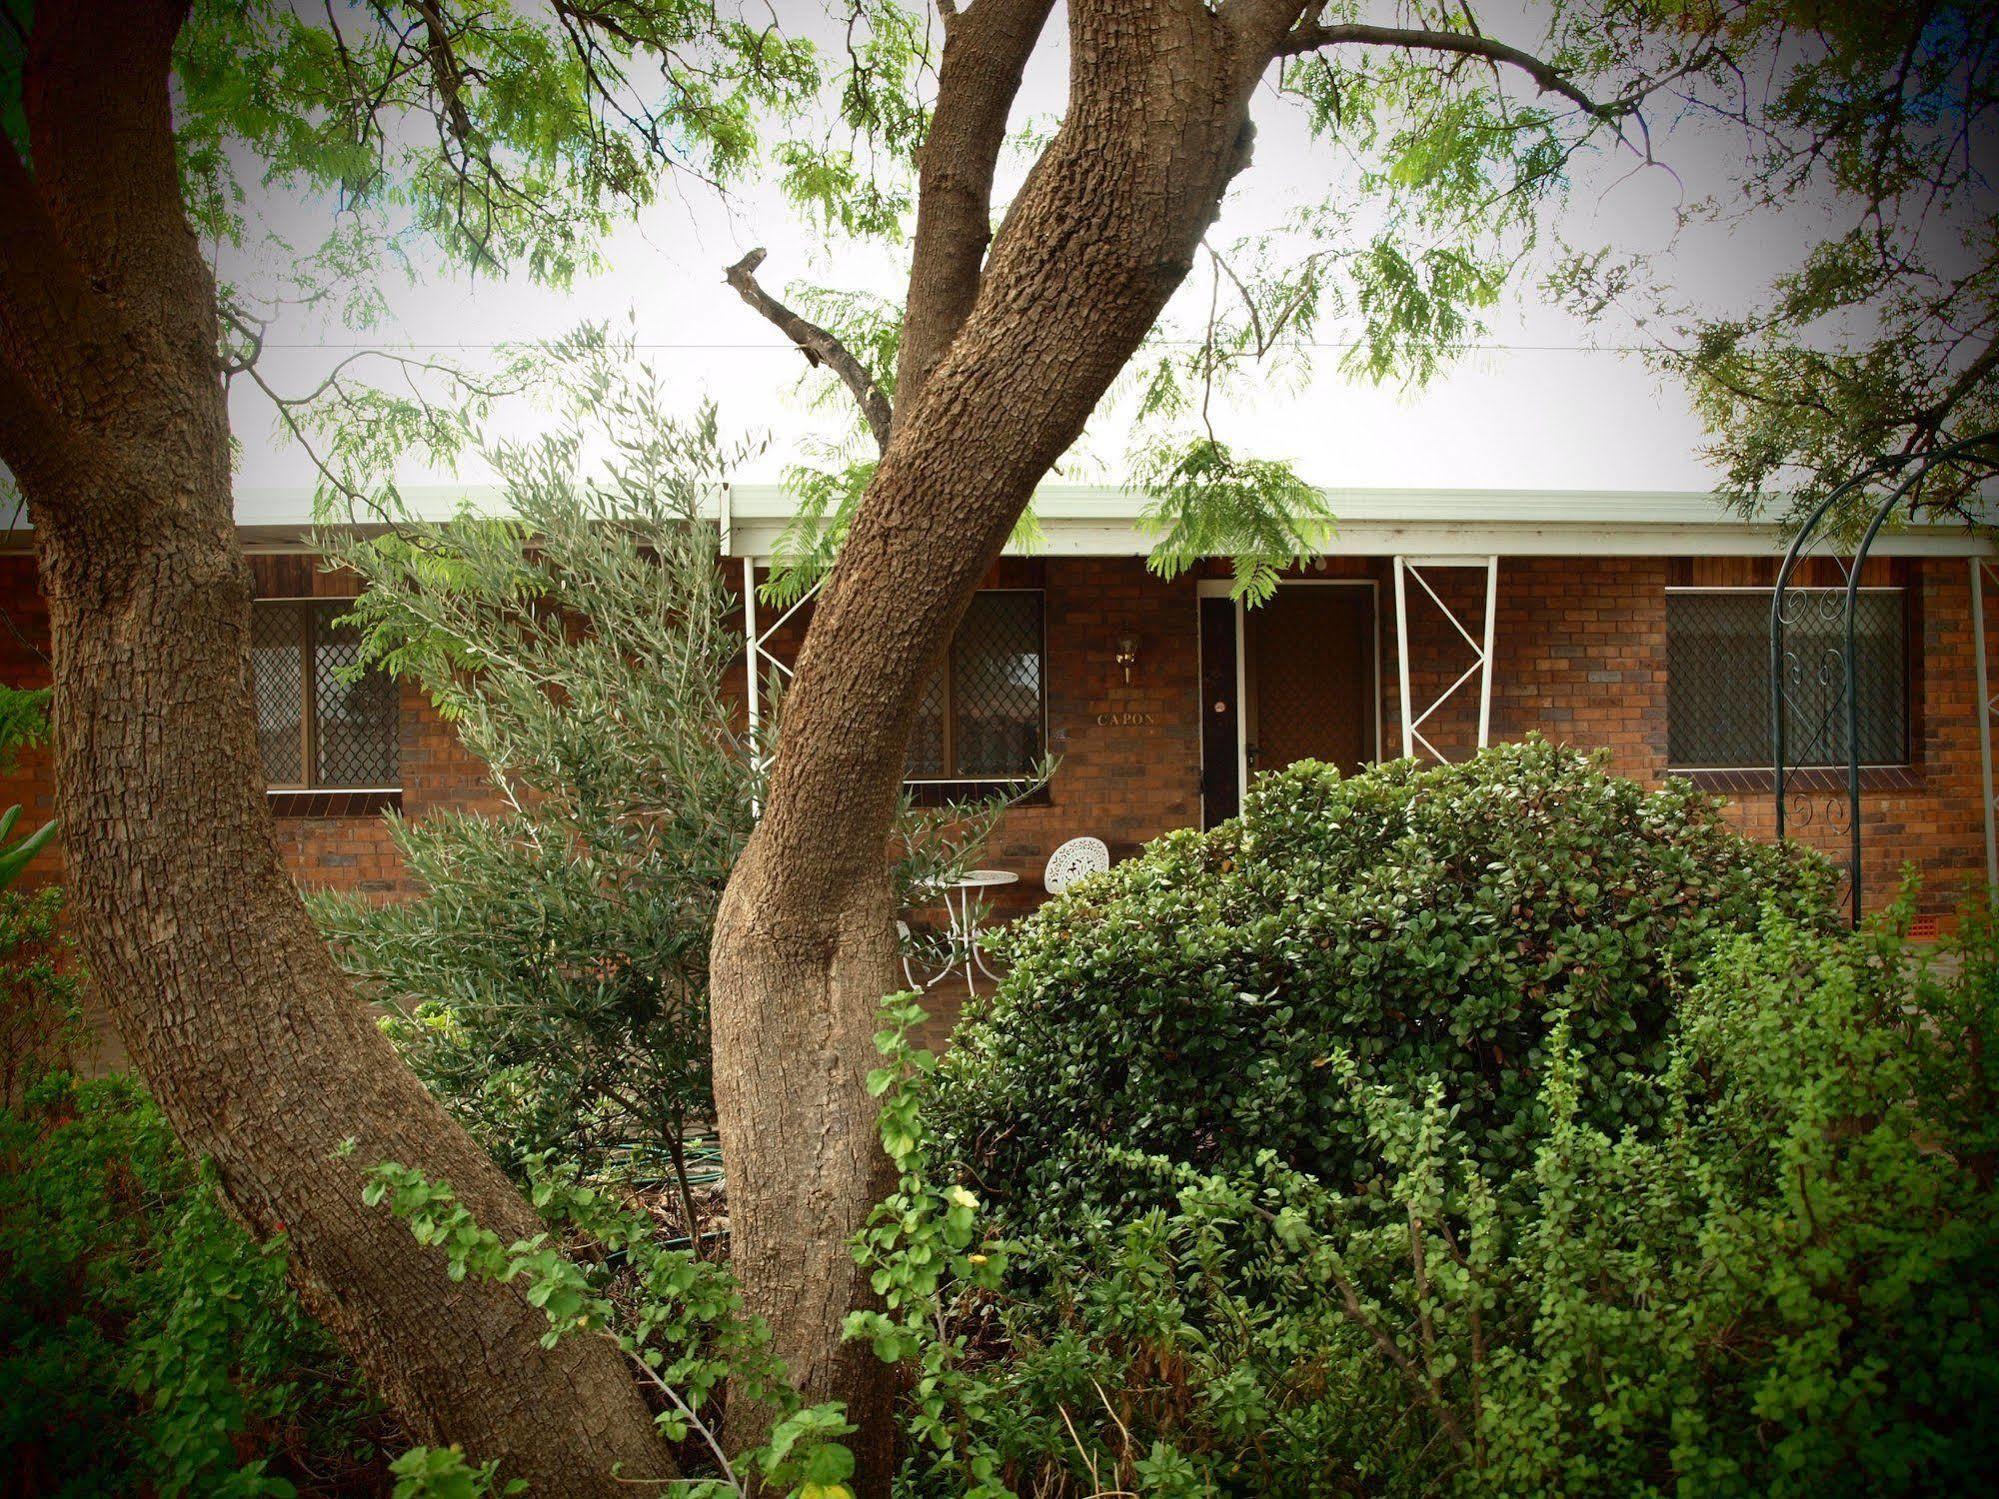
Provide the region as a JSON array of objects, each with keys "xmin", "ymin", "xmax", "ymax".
[
  {"xmin": 1199, "ymin": 596, "xmax": 1240, "ymax": 826},
  {"xmin": 1246, "ymin": 585, "xmax": 1376, "ymax": 776}
]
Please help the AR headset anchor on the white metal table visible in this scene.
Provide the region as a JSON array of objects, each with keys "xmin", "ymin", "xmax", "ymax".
[{"xmin": 932, "ymin": 868, "xmax": 1018, "ymax": 995}]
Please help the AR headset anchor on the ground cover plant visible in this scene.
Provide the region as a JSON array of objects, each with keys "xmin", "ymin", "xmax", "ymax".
[
  {"xmin": 0, "ymin": 1072, "xmax": 394, "ymax": 1496},
  {"xmin": 933, "ymin": 740, "xmax": 1840, "ymax": 1231}
]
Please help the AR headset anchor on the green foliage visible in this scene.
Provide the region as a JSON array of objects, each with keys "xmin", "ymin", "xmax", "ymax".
[
  {"xmin": 365, "ymin": 1154, "xmax": 857, "ymax": 1497},
  {"xmin": 0, "ymin": 800, "xmax": 58, "ymax": 890},
  {"xmin": 389, "ymin": 1445, "xmax": 526, "ymax": 1499},
  {"xmin": 169, "ymin": 0, "xmax": 821, "ymax": 284},
  {"xmin": 0, "ymin": 682, "xmax": 49, "ymax": 769},
  {"xmin": 856, "ymin": 899, "xmax": 1999, "ymax": 1497},
  {"xmin": 764, "ymin": 457, "xmax": 881, "ymax": 609},
  {"xmin": 1135, "ymin": 437, "xmax": 1338, "ymax": 603},
  {"xmin": 0, "ymin": 683, "xmax": 56, "ymax": 892},
  {"xmin": 0, "ymin": 883, "xmax": 83, "ymax": 1110},
  {"xmin": 776, "ymin": 142, "xmax": 910, "ymax": 239},
  {"xmin": 933, "ymin": 739, "xmax": 1838, "ymax": 1236},
  {"xmin": 1548, "ymin": 2, "xmax": 1999, "ymax": 525},
  {"xmin": 316, "ymin": 339, "xmax": 750, "ymax": 1198},
  {"xmin": 0, "ymin": 1073, "xmax": 388, "ymax": 1496},
  {"xmin": 316, "ymin": 330, "xmax": 1018, "ymax": 1218},
  {"xmin": 846, "ymin": 993, "xmax": 1014, "ymax": 1497}
]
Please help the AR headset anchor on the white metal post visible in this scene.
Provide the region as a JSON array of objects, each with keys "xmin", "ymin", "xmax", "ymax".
[
  {"xmin": 1975, "ymin": 558, "xmax": 1997, "ymax": 895},
  {"xmin": 1393, "ymin": 555, "xmax": 1498, "ymax": 763},
  {"xmin": 1478, "ymin": 556, "xmax": 1498, "ymax": 749},
  {"xmin": 1234, "ymin": 596, "xmax": 1250, "ymax": 796},
  {"xmin": 1393, "ymin": 557, "xmax": 1413, "ymax": 759},
  {"xmin": 741, "ymin": 556, "xmax": 761, "ymax": 815}
]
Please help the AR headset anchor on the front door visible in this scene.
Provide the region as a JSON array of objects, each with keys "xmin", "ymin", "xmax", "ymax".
[
  {"xmin": 1247, "ymin": 583, "xmax": 1377, "ymax": 777},
  {"xmin": 1199, "ymin": 583, "xmax": 1378, "ymax": 828}
]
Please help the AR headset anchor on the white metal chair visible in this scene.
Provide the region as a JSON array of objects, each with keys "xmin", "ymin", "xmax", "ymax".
[{"xmin": 1043, "ymin": 836, "xmax": 1111, "ymax": 895}]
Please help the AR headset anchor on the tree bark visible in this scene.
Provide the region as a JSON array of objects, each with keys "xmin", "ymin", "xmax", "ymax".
[
  {"xmin": 0, "ymin": 4, "xmax": 676, "ymax": 1491},
  {"xmin": 710, "ymin": 0, "xmax": 1306, "ymax": 1482},
  {"xmin": 891, "ymin": 0, "xmax": 1057, "ymax": 418}
]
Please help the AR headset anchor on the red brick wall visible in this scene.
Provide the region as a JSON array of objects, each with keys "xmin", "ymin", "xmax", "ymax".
[
  {"xmin": 989, "ymin": 553, "xmax": 1989, "ymax": 919},
  {"xmin": 982, "ymin": 558, "xmax": 1202, "ymax": 914},
  {"xmin": 0, "ymin": 557, "xmax": 58, "ymax": 886},
  {"xmin": 0, "ymin": 551, "xmax": 496, "ymax": 898},
  {"xmin": 5, "ymin": 547, "xmax": 1993, "ymax": 923}
]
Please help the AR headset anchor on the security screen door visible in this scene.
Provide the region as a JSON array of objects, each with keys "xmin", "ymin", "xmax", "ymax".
[
  {"xmin": 1200, "ymin": 581, "xmax": 1379, "ymax": 829},
  {"xmin": 1245, "ymin": 584, "xmax": 1377, "ymax": 779}
]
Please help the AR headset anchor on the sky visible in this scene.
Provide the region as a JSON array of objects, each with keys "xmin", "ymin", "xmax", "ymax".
[{"xmin": 220, "ymin": 1, "xmax": 1841, "ymax": 502}]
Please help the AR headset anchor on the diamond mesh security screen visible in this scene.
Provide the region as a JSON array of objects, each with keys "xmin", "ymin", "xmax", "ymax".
[
  {"xmin": 1246, "ymin": 585, "xmax": 1374, "ymax": 773},
  {"xmin": 251, "ymin": 602, "xmax": 398, "ymax": 788},
  {"xmin": 251, "ymin": 605, "xmax": 304, "ymax": 784},
  {"xmin": 952, "ymin": 592, "xmax": 1043, "ymax": 775},
  {"xmin": 314, "ymin": 614, "xmax": 399, "ymax": 786},
  {"xmin": 902, "ymin": 590, "xmax": 1044, "ymax": 779},
  {"xmin": 1667, "ymin": 590, "xmax": 1906, "ymax": 768}
]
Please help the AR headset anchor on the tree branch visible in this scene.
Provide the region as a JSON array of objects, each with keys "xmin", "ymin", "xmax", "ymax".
[
  {"xmin": 23, "ymin": 0, "xmax": 201, "ymax": 335},
  {"xmin": 893, "ymin": 0, "xmax": 1055, "ymax": 419},
  {"xmin": 1277, "ymin": 20, "xmax": 1628, "ymax": 118},
  {"xmin": 724, "ymin": 249, "xmax": 893, "ymax": 452},
  {"xmin": 0, "ymin": 137, "xmax": 132, "ymax": 435},
  {"xmin": 0, "ymin": 354, "xmax": 93, "ymax": 505}
]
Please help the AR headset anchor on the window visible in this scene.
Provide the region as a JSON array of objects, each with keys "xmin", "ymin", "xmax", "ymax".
[
  {"xmin": 905, "ymin": 590, "xmax": 1045, "ymax": 780},
  {"xmin": 1666, "ymin": 588, "xmax": 1907, "ymax": 769},
  {"xmin": 250, "ymin": 601, "xmax": 399, "ymax": 789}
]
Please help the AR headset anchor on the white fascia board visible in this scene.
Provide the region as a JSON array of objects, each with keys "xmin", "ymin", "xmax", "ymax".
[
  {"xmin": 718, "ymin": 482, "xmax": 1995, "ymax": 559},
  {"xmin": 235, "ymin": 483, "xmax": 513, "ymax": 529},
  {"xmin": 723, "ymin": 518, "xmax": 1996, "ymax": 561},
  {"xmin": 12, "ymin": 480, "xmax": 1977, "ymax": 558}
]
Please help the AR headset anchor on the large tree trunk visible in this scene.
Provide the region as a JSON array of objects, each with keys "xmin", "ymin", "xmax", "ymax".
[
  {"xmin": 34, "ymin": 497, "xmax": 679, "ymax": 1496},
  {"xmin": 0, "ymin": 4, "xmax": 676, "ymax": 1491},
  {"xmin": 709, "ymin": 0, "xmax": 1302, "ymax": 1481}
]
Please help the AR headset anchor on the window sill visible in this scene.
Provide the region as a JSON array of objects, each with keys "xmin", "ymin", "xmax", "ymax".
[
  {"xmin": 901, "ymin": 778, "xmax": 1051, "ymax": 809},
  {"xmin": 266, "ymin": 788, "xmax": 403, "ymax": 818},
  {"xmin": 1669, "ymin": 766, "xmax": 1922, "ymax": 796}
]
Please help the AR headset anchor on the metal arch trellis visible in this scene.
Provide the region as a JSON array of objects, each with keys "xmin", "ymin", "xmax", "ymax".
[{"xmin": 1771, "ymin": 428, "xmax": 1999, "ymax": 928}]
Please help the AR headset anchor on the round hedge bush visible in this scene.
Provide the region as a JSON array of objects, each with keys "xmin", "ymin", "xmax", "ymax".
[{"xmin": 931, "ymin": 738, "xmax": 1838, "ymax": 1229}]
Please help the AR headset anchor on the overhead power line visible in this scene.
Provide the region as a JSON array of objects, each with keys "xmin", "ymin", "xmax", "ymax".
[{"xmin": 249, "ymin": 338, "xmax": 1663, "ymax": 354}]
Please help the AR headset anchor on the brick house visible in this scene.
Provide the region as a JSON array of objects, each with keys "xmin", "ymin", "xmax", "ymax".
[
  {"xmin": 4, "ymin": 483, "xmax": 1996, "ymax": 924},
  {"xmin": 723, "ymin": 483, "xmax": 1999, "ymax": 924}
]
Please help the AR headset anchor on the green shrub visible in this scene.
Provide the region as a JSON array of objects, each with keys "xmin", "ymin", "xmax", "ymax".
[
  {"xmin": 1, "ymin": 884, "xmax": 84, "ymax": 1108},
  {"xmin": 0, "ymin": 684, "xmax": 71, "ymax": 1104},
  {"xmin": 934, "ymin": 739, "xmax": 1837, "ymax": 1230},
  {"xmin": 316, "ymin": 339, "xmax": 1020, "ymax": 1224},
  {"xmin": 365, "ymin": 1152, "xmax": 859, "ymax": 1497},
  {"xmin": 0, "ymin": 1072, "xmax": 390, "ymax": 1495},
  {"xmin": 864, "ymin": 900, "xmax": 1998, "ymax": 1496},
  {"xmin": 315, "ymin": 379, "xmax": 751, "ymax": 1219}
]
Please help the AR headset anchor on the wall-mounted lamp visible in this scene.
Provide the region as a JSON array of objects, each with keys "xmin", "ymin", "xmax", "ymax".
[{"xmin": 1115, "ymin": 633, "xmax": 1139, "ymax": 684}]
